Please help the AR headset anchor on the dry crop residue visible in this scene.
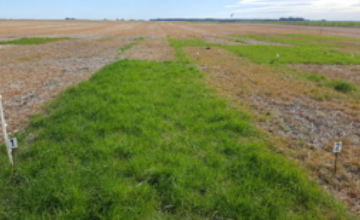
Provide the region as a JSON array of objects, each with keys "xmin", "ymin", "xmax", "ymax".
[
  {"xmin": 0, "ymin": 36, "xmax": 134, "ymax": 141},
  {"xmin": 184, "ymin": 46, "xmax": 360, "ymax": 215}
]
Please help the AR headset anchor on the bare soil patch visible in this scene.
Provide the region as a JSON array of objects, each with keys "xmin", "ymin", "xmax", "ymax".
[{"xmin": 185, "ymin": 46, "xmax": 360, "ymax": 215}]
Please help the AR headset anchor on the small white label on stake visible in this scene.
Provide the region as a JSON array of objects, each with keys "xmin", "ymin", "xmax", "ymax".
[
  {"xmin": 333, "ymin": 142, "xmax": 342, "ymax": 153},
  {"xmin": 6, "ymin": 138, "xmax": 18, "ymax": 149}
]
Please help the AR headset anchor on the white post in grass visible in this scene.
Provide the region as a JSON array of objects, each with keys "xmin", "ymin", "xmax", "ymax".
[{"xmin": 0, "ymin": 95, "xmax": 14, "ymax": 167}]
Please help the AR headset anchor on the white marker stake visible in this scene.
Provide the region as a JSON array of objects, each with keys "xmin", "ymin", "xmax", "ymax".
[
  {"xmin": 333, "ymin": 141, "xmax": 342, "ymax": 174},
  {"xmin": 0, "ymin": 95, "xmax": 14, "ymax": 167}
]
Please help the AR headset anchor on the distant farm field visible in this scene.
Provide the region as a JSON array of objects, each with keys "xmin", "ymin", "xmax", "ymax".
[{"xmin": 0, "ymin": 21, "xmax": 359, "ymax": 219}]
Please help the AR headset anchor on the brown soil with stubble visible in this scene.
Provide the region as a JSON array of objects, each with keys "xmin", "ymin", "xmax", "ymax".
[
  {"xmin": 121, "ymin": 36, "xmax": 176, "ymax": 61},
  {"xmin": 291, "ymin": 64, "xmax": 360, "ymax": 87},
  {"xmin": 0, "ymin": 36, "xmax": 134, "ymax": 141},
  {"xmin": 184, "ymin": 46, "xmax": 360, "ymax": 215}
]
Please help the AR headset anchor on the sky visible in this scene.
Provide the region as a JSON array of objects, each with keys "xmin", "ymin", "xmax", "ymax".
[{"xmin": 1, "ymin": 0, "xmax": 360, "ymax": 21}]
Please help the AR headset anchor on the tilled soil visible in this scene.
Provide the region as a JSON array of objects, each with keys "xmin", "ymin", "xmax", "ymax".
[
  {"xmin": 0, "ymin": 36, "xmax": 133, "ymax": 140},
  {"xmin": 184, "ymin": 46, "xmax": 360, "ymax": 215}
]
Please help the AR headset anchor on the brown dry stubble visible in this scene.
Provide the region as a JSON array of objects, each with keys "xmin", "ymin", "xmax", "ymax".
[{"xmin": 184, "ymin": 46, "xmax": 360, "ymax": 215}]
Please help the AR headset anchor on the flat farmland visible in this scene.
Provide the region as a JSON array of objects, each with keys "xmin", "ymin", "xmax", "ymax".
[{"xmin": 0, "ymin": 21, "xmax": 359, "ymax": 219}]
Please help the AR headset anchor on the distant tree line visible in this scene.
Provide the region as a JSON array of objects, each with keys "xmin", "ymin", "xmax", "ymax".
[
  {"xmin": 150, "ymin": 18, "xmax": 279, "ymax": 22},
  {"xmin": 279, "ymin": 17, "xmax": 306, "ymax": 21}
]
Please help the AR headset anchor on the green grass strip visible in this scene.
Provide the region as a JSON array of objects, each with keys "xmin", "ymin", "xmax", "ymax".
[
  {"xmin": 0, "ymin": 37, "xmax": 70, "ymax": 45},
  {"xmin": 0, "ymin": 59, "xmax": 354, "ymax": 219}
]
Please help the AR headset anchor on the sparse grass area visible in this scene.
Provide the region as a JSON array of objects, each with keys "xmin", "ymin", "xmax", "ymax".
[
  {"xmin": 304, "ymin": 73, "xmax": 327, "ymax": 82},
  {"xmin": 229, "ymin": 39, "xmax": 246, "ymax": 44},
  {"xmin": 233, "ymin": 34, "xmax": 339, "ymax": 47},
  {"xmin": 0, "ymin": 58, "xmax": 354, "ymax": 219},
  {"xmin": 118, "ymin": 37, "xmax": 144, "ymax": 53},
  {"xmin": 0, "ymin": 37, "xmax": 70, "ymax": 45},
  {"xmin": 224, "ymin": 44, "xmax": 360, "ymax": 64}
]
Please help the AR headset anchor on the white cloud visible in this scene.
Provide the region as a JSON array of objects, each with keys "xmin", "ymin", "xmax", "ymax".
[{"xmin": 224, "ymin": 0, "xmax": 360, "ymax": 20}]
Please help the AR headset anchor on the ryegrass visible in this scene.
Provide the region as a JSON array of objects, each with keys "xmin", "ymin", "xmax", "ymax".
[
  {"xmin": 0, "ymin": 37, "xmax": 70, "ymax": 45},
  {"xmin": 0, "ymin": 59, "xmax": 353, "ymax": 219},
  {"xmin": 224, "ymin": 44, "xmax": 360, "ymax": 64}
]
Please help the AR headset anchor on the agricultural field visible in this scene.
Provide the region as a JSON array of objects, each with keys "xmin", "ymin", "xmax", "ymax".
[{"xmin": 0, "ymin": 20, "xmax": 359, "ymax": 219}]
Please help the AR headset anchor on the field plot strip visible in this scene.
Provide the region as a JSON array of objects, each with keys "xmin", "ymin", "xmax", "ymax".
[{"xmin": 0, "ymin": 59, "xmax": 354, "ymax": 219}]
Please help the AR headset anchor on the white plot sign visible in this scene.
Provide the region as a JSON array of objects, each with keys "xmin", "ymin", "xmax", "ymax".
[
  {"xmin": 333, "ymin": 142, "xmax": 342, "ymax": 153},
  {"xmin": 6, "ymin": 138, "xmax": 18, "ymax": 149}
]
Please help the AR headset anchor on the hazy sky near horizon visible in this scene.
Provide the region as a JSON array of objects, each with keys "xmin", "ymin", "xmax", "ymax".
[{"xmin": 1, "ymin": 0, "xmax": 359, "ymax": 21}]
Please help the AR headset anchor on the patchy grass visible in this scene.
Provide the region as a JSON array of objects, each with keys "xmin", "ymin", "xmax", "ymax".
[
  {"xmin": 304, "ymin": 73, "xmax": 327, "ymax": 82},
  {"xmin": 233, "ymin": 34, "xmax": 339, "ymax": 47},
  {"xmin": 232, "ymin": 39, "xmax": 246, "ymax": 44},
  {"xmin": 0, "ymin": 59, "xmax": 354, "ymax": 219},
  {"xmin": 0, "ymin": 37, "xmax": 70, "ymax": 45},
  {"xmin": 167, "ymin": 36, "xmax": 214, "ymax": 63},
  {"xmin": 118, "ymin": 37, "xmax": 144, "ymax": 53}
]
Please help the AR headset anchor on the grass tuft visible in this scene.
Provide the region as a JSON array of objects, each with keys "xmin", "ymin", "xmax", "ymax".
[{"xmin": 326, "ymin": 80, "xmax": 358, "ymax": 93}]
